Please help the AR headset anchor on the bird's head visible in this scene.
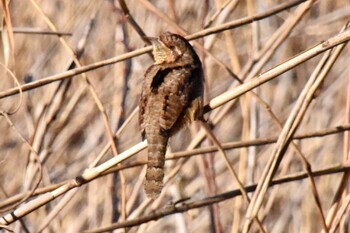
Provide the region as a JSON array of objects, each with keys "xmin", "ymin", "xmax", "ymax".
[{"xmin": 149, "ymin": 32, "xmax": 197, "ymax": 65}]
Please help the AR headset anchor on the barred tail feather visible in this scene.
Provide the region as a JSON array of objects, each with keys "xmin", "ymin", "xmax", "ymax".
[{"xmin": 144, "ymin": 134, "xmax": 168, "ymax": 199}]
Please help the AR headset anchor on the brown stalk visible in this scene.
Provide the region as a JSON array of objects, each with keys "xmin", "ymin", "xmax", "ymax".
[
  {"xmin": 84, "ymin": 164, "xmax": 350, "ymax": 232},
  {"xmin": 0, "ymin": 0, "xmax": 309, "ymax": 99},
  {"xmin": 242, "ymin": 25, "xmax": 349, "ymax": 233}
]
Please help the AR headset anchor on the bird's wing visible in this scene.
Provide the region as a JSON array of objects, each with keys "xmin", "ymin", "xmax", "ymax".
[
  {"xmin": 157, "ymin": 67, "xmax": 195, "ymax": 135},
  {"xmin": 139, "ymin": 65, "xmax": 160, "ymax": 140},
  {"xmin": 140, "ymin": 64, "xmax": 202, "ymax": 138}
]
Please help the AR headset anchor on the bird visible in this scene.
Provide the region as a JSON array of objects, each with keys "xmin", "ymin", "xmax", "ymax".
[{"xmin": 139, "ymin": 32, "xmax": 204, "ymax": 199}]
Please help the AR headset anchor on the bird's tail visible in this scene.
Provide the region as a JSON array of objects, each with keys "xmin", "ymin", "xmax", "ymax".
[{"xmin": 144, "ymin": 132, "xmax": 169, "ymax": 199}]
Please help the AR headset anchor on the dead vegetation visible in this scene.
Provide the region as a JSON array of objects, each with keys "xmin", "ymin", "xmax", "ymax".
[{"xmin": 1, "ymin": 0, "xmax": 350, "ymax": 232}]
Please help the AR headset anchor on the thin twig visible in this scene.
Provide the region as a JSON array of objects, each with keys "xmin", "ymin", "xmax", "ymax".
[
  {"xmin": 1, "ymin": 124, "xmax": 349, "ymax": 211},
  {"xmin": 243, "ymin": 25, "xmax": 349, "ymax": 232},
  {"xmin": 0, "ymin": 0, "xmax": 310, "ymax": 99},
  {"xmin": 84, "ymin": 164, "xmax": 350, "ymax": 232},
  {"xmin": 2, "ymin": 27, "xmax": 72, "ymax": 36}
]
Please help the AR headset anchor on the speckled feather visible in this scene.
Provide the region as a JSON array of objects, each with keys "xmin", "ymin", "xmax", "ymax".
[{"xmin": 139, "ymin": 32, "xmax": 204, "ymax": 199}]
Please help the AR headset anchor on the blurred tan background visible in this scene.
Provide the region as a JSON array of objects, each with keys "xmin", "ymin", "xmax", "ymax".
[{"xmin": 1, "ymin": 0, "xmax": 350, "ymax": 232}]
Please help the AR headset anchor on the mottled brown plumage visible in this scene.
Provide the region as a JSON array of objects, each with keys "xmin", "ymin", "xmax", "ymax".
[{"xmin": 139, "ymin": 32, "xmax": 204, "ymax": 199}]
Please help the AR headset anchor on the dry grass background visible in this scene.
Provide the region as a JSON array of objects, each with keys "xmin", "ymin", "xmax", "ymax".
[{"xmin": 0, "ymin": 0, "xmax": 350, "ymax": 232}]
